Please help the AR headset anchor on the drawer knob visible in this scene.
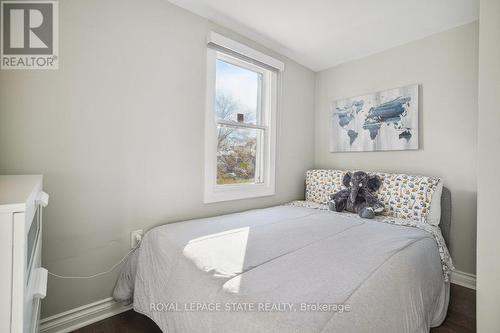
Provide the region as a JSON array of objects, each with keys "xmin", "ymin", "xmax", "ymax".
[{"xmin": 36, "ymin": 191, "xmax": 49, "ymax": 207}]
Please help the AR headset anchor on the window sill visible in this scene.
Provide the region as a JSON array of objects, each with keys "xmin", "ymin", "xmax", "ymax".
[{"xmin": 203, "ymin": 183, "xmax": 275, "ymax": 203}]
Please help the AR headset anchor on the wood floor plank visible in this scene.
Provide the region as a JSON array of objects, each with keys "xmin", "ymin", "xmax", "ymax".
[{"xmin": 71, "ymin": 284, "xmax": 475, "ymax": 333}]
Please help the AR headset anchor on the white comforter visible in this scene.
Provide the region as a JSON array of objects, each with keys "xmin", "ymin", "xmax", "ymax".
[{"xmin": 114, "ymin": 206, "xmax": 449, "ymax": 333}]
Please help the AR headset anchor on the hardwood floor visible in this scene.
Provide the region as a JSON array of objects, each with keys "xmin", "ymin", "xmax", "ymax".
[
  {"xmin": 430, "ymin": 285, "xmax": 476, "ymax": 333},
  {"xmin": 71, "ymin": 310, "xmax": 162, "ymax": 333},
  {"xmin": 71, "ymin": 284, "xmax": 475, "ymax": 333}
]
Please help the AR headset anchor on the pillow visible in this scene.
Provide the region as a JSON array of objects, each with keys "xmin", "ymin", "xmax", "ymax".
[
  {"xmin": 305, "ymin": 169, "xmax": 344, "ymax": 205},
  {"xmin": 305, "ymin": 169, "xmax": 441, "ymax": 224},
  {"xmin": 373, "ymin": 172, "xmax": 441, "ymax": 223},
  {"xmin": 426, "ymin": 181, "xmax": 443, "ymax": 226}
]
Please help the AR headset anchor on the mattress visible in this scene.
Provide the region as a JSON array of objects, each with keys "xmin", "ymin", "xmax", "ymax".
[{"xmin": 113, "ymin": 205, "xmax": 449, "ymax": 333}]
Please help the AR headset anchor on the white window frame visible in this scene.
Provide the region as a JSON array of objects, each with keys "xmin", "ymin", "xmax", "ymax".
[{"xmin": 204, "ymin": 33, "xmax": 282, "ymax": 203}]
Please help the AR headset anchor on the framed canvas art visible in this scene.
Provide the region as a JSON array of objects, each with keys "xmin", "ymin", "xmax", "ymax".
[{"xmin": 330, "ymin": 84, "xmax": 419, "ymax": 152}]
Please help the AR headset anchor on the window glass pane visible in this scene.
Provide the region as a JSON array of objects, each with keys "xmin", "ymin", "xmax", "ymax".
[
  {"xmin": 215, "ymin": 59, "xmax": 261, "ymax": 125},
  {"xmin": 217, "ymin": 125, "xmax": 263, "ymax": 184}
]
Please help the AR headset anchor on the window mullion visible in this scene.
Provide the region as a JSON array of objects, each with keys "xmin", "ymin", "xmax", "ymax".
[{"xmin": 216, "ymin": 120, "xmax": 266, "ymax": 130}]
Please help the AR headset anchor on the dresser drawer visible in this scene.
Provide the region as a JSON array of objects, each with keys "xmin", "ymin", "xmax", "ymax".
[
  {"xmin": 26, "ymin": 205, "xmax": 41, "ymax": 284},
  {"xmin": 30, "ymin": 298, "xmax": 41, "ymax": 333},
  {"xmin": 25, "ymin": 267, "xmax": 47, "ymax": 333},
  {"xmin": 24, "ymin": 212, "xmax": 46, "ymax": 333},
  {"xmin": 1, "ymin": 176, "xmax": 47, "ymax": 333}
]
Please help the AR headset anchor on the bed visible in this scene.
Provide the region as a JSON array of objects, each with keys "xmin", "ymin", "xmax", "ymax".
[{"xmin": 113, "ymin": 170, "xmax": 453, "ymax": 333}]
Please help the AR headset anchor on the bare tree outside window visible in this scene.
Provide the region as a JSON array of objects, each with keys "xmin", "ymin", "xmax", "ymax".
[
  {"xmin": 214, "ymin": 57, "xmax": 262, "ymax": 185},
  {"xmin": 215, "ymin": 92, "xmax": 259, "ymax": 184}
]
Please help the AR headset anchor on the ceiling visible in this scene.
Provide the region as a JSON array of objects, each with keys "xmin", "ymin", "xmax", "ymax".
[{"xmin": 168, "ymin": 0, "xmax": 479, "ymax": 71}]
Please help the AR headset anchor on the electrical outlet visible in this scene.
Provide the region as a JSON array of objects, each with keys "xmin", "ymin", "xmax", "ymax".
[{"xmin": 130, "ymin": 229, "xmax": 143, "ymax": 248}]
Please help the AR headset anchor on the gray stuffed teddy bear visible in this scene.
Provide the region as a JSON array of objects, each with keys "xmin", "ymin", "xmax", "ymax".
[{"xmin": 328, "ymin": 171, "xmax": 385, "ymax": 219}]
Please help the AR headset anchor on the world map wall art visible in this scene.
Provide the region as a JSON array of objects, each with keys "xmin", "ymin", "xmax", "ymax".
[{"xmin": 330, "ymin": 84, "xmax": 419, "ymax": 152}]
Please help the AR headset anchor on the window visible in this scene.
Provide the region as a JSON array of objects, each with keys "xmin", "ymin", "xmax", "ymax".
[{"xmin": 204, "ymin": 33, "xmax": 283, "ymax": 203}]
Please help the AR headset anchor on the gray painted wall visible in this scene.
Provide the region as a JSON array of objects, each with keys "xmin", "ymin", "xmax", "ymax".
[
  {"xmin": 477, "ymin": 0, "xmax": 500, "ymax": 330},
  {"xmin": 0, "ymin": 0, "xmax": 315, "ymax": 317},
  {"xmin": 0, "ymin": 0, "xmax": 480, "ymax": 320},
  {"xmin": 314, "ymin": 22, "xmax": 478, "ymax": 275}
]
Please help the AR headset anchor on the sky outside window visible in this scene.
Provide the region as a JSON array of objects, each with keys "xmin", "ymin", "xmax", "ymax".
[{"xmin": 215, "ymin": 59, "xmax": 259, "ymax": 124}]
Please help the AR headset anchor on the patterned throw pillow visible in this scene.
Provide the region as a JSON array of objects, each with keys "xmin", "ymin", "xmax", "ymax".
[
  {"xmin": 305, "ymin": 169, "xmax": 344, "ymax": 205},
  {"xmin": 305, "ymin": 169, "xmax": 440, "ymax": 223},
  {"xmin": 373, "ymin": 172, "xmax": 440, "ymax": 222}
]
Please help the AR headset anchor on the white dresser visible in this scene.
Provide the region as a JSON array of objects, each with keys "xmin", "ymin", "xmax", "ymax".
[{"xmin": 0, "ymin": 175, "xmax": 49, "ymax": 333}]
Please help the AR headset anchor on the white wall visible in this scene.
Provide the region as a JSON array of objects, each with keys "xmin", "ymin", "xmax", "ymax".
[
  {"xmin": 0, "ymin": 0, "xmax": 315, "ymax": 317},
  {"xmin": 477, "ymin": 0, "xmax": 500, "ymax": 330},
  {"xmin": 314, "ymin": 22, "xmax": 478, "ymax": 275}
]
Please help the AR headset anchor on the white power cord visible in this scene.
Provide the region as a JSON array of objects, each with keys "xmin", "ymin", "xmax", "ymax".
[{"xmin": 47, "ymin": 235, "xmax": 142, "ymax": 280}]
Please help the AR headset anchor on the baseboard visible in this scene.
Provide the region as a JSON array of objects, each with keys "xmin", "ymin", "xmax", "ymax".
[
  {"xmin": 39, "ymin": 298, "xmax": 132, "ymax": 333},
  {"xmin": 451, "ymin": 270, "xmax": 476, "ymax": 290}
]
